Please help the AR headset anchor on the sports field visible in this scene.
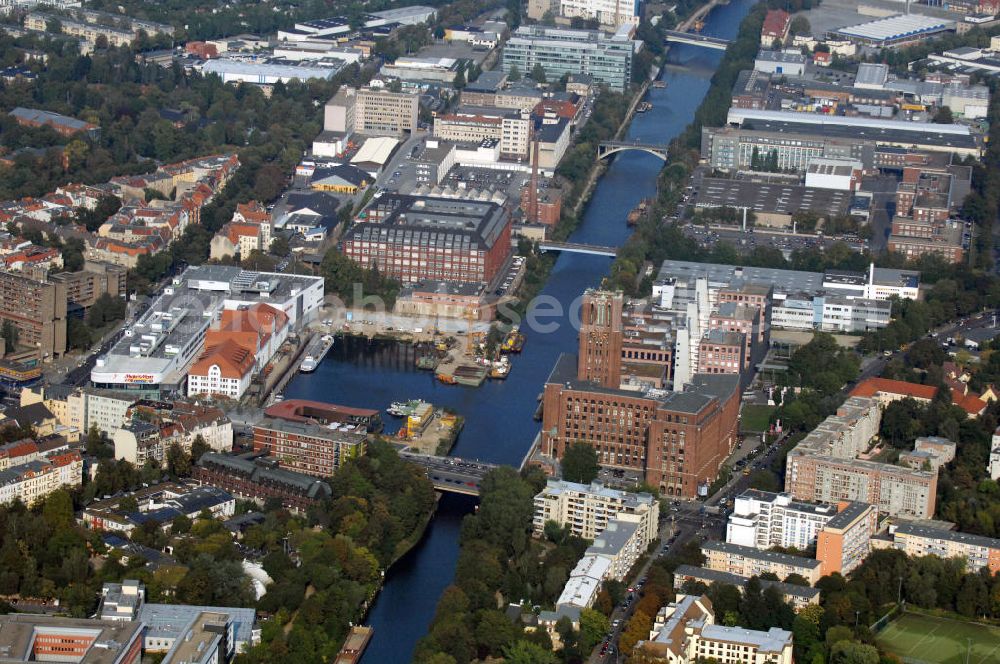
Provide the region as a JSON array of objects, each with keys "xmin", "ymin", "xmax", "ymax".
[{"xmin": 876, "ymin": 612, "xmax": 1000, "ymax": 664}]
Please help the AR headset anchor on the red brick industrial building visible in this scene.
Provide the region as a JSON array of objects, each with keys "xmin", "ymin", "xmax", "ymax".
[{"xmin": 343, "ymin": 194, "xmax": 512, "ymax": 285}]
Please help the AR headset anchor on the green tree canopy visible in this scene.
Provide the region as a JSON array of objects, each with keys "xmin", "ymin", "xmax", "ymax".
[{"xmin": 561, "ymin": 442, "xmax": 599, "ymax": 483}]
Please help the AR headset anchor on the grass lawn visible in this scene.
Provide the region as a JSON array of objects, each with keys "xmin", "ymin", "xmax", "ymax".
[
  {"xmin": 876, "ymin": 612, "xmax": 1000, "ymax": 664},
  {"xmin": 740, "ymin": 404, "xmax": 774, "ymax": 433}
]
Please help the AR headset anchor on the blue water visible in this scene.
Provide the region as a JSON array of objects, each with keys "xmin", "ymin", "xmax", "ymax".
[{"xmin": 284, "ymin": 1, "xmax": 755, "ymax": 658}]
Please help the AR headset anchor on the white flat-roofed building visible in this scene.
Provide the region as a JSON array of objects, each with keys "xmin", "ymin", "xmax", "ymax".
[
  {"xmin": 990, "ymin": 426, "xmax": 1000, "ymax": 480},
  {"xmin": 558, "ymin": 0, "xmax": 640, "ymax": 28},
  {"xmin": 556, "ymin": 554, "xmax": 611, "ymax": 609},
  {"xmin": 381, "ymin": 56, "xmax": 459, "ymax": 82},
  {"xmin": 753, "ymin": 50, "xmax": 806, "ymax": 76},
  {"xmin": 91, "ymin": 266, "xmax": 323, "ymax": 397},
  {"xmin": 202, "ymin": 58, "xmax": 344, "ymax": 84},
  {"xmin": 139, "ymin": 603, "xmax": 258, "ymax": 655},
  {"xmin": 727, "ymin": 490, "xmax": 840, "ymax": 550},
  {"xmin": 832, "ymin": 14, "xmax": 955, "ymax": 47},
  {"xmin": 273, "ymin": 42, "xmax": 363, "ymax": 64},
  {"xmin": 532, "ymin": 479, "xmax": 660, "ymax": 544},
  {"xmin": 805, "ymin": 158, "xmax": 862, "ymax": 191}
]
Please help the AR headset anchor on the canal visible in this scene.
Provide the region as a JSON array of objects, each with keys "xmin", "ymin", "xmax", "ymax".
[{"xmin": 284, "ymin": 0, "xmax": 754, "ymax": 658}]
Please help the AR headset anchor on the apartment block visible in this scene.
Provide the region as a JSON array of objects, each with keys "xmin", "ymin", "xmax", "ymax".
[
  {"xmin": 324, "ymin": 86, "xmax": 420, "ymax": 136},
  {"xmin": 48, "ymin": 260, "xmax": 127, "ymax": 317},
  {"xmin": 702, "ymin": 541, "xmax": 823, "ymax": 585},
  {"xmin": 252, "ymin": 417, "xmax": 367, "ymax": 477},
  {"xmin": 0, "ymin": 614, "xmax": 143, "ymax": 664},
  {"xmin": 671, "ymin": 565, "xmax": 821, "ymax": 611},
  {"xmin": 726, "ymin": 490, "xmax": 842, "ymax": 550},
  {"xmin": 789, "ymin": 453, "xmax": 937, "ymax": 519},
  {"xmin": 552, "ymin": 514, "xmax": 651, "ymax": 611},
  {"xmin": 502, "ymin": 24, "xmax": 637, "ymax": 92},
  {"xmin": 785, "ymin": 396, "xmax": 938, "ymax": 519},
  {"xmin": 891, "ymin": 523, "xmax": 1000, "ymax": 574},
  {"xmin": 532, "ymin": 478, "xmax": 659, "ymax": 543},
  {"xmin": 636, "ymin": 594, "xmax": 794, "ymax": 664},
  {"xmin": 816, "ymin": 501, "xmax": 879, "ymax": 576},
  {"xmin": 0, "ymin": 449, "xmax": 82, "ymax": 506},
  {"xmin": 0, "ymin": 270, "xmax": 67, "ymax": 359}
]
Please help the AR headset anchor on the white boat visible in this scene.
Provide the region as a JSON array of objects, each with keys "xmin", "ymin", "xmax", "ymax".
[{"xmin": 300, "ymin": 356, "xmax": 318, "ymax": 372}]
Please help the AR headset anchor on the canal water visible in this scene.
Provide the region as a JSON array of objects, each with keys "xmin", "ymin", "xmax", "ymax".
[{"xmin": 284, "ymin": 1, "xmax": 754, "ymax": 658}]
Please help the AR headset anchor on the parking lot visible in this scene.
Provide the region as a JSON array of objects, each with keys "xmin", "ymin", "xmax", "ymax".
[
  {"xmin": 682, "ymin": 223, "xmax": 869, "ymax": 255},
  {"xmin": 493, "ymin": 254, "xmax": 525, "ymax": 296}
]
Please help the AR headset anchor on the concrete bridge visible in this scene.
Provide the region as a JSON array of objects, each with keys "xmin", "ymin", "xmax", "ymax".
[
  {"xmin": 400, "ymin": 452, "xmax": 498, "ymax": 496},
  {"xmin": 663, "ymin": 30, "xmax": 731, "ymax": 50},
  {"xmin": 597, "ymin": 140, "xmax": 670, "ymax": 161},
  {"xmin": 538, "ymin": 241, "xmax": 618, "ymax": 257}
]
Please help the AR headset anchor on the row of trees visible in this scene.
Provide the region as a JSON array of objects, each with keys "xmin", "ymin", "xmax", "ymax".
[
  {"xmin": 240, "ymin": 440, "xmax": 437, "ymax": 663},
  {"xmin": 413, "ymin": 466, "xmax": 604, "ymax": 663}
]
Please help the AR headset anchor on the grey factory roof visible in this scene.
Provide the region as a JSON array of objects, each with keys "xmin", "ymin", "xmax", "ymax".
[
  {"xmin": 724, "ymin": 114, "xmax": 979, "ymax": 152},
  {"xmin": 138, "ymin": 603, "xmax": 256, "ymax": 645},
  {"xmin": 854, "ymin": 63, "xmax": 890, "ymax": 88},
  {"xmin": 832, "ymin": 14, "xmax": 953, "ymax": 44},
  {"xmin": 657, "ymin": 260, "xmax": 827, "ymax": 296},
  {"xmin": 536, "ymin": 118, "xmax": 569, "ymax": 143},
  {"xmin": 714, "ymin": 301, "xmax": 758, "ymax": 321},
  {"xmin": 702, "ymin": 541, "xmax": 822, "ymax": 569},
  {"xmin": 348, "ymin": 193, "xmax": 510, "ymax": 251},
  {"xmin": 546, "ymin": 353, "xmax": 737, "ymax": 413},
  {"xmin": 95, "ymin": 266, "xmax": 321, "ymax": 379},
  {"xmin": 673, "ymin": 564, "xmax": 822, "ymax": 601},
  {"xmin": 464, "ymin": 70, "xmax": 506, "ymax": 93},
  {"xmin": 198, "ymin": 453, "xmax": 332, "ymax": 498},
  {"xmin": 895, "ymin": 523, "xmax": 1000, "ymax": 549},
  {"xmin": 701, "ymin": 329, "xmax": 744, "ymax": 346},
  {"xmin": 9, "ymin": 107, "xmax": 95, "ymax": 132},
  {"xmin": 755, "ymin": 50, "xmax": 806, "ymax": 64},
  {"xmin": 700, "ymin": 625, "xmax": 792, "ymax": 652},
  {"xmin": 728, "ymin": 109, "xmax": 971, "ymax": 136},
  {"xmin": 202, "ymin": 59, "xmax": 343, "ymax": 81}
]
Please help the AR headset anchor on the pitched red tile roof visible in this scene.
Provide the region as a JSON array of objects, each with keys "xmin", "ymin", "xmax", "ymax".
[
  {"xmin": 849, "ymin": 377, "xmax": 937, "ymax": 401},
  {"xmin": 189, "ymin": 339, "xmax": 255, "ymax": 380}
]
